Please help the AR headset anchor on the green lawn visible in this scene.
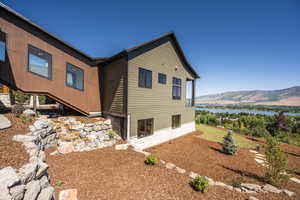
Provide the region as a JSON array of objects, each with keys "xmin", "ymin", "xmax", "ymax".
[{"xmin": 196, "ymin": 124, "xmax": 257, "ymax": 149}]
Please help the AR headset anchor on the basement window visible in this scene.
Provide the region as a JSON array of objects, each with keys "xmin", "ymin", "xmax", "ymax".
[
  {"xmin": 0, "ymin": 31, "xmax": 6, "ymax": 62},
  {"xmin": 66, "ymin": 63, "xmax": 84, "ymax": 91},
  {"xmin": 28, "ymin": 45, "xmax": 52, "ymax": 79},
  {"xmin": 138, "ymin": 67, "xmax": 152, "ymax": 88},
  {"xmin": 172, "ymin": 114, "xmax": 181, "ymax": 129}
]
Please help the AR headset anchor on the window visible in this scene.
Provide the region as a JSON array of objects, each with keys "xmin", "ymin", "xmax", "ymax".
[
  {"xmin": 66, "ymin": 63, "xmax": 84, "ymax": 91},
  {"xmin": 158, "ymin": 73, "xmax": 166, "ymax": 84},
  {"xmin": 0, "ymin": 31, "xmax": 6, "ymax": 62},
  {"xmin": 138, "ymin": 67, "xmax": 152, "ymax": 88},
  {"xmin": 172, "ymin": 115, "xmax": 181, "ymax": 129},
  {"xmin": 172, "ymin": 77, "xmax": 181, "ymax": 100},
  {"xmin": 138, "ymin": 118, "xmax": 153, "ymax": 138},
  {"xmin": 28, "ymin": 45, "xmax": 52, "ymax": 79}
]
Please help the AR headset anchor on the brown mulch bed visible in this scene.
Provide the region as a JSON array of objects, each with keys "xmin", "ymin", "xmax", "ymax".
[
  {"xmin": 47, "ymin": 147, "xmax": 253, "ymax": 200},
  {"xmin": 0, "ymin": 113, "xmax": 33, "ymax": 168},
  {"xmin": 148, "ymin": 132, "xmax": 300, "ymax": 200}
]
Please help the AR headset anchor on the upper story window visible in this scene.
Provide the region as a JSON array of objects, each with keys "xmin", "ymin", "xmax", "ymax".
[
  {"xmin": 66, "ymin": 63, "xmax": 84, "ymax": 91},
  {"xmin": 0, "ymin": 31, "xmax": 6, "ymax": 62},
  {"xmin": 138, "ymin": 67, "xmax": 152, "ymax": 88},
  {"xmin": 158, "ymin": 73, "xmax": 166, "ymax": 84},
  {"xmin": 172, "ymin": 77, "xmax": 181, "ymax": 100},
  {"xmin": 28, "ymin": 44, "xmax": 52, "ymax": 79}
]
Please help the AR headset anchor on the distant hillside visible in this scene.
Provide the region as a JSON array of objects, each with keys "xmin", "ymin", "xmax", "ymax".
[{"xmin": 196, "ymin": 86, "xmax": 300, "ymax": 106}]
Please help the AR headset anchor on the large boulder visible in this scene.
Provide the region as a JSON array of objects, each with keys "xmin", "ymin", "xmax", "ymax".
[
  {"xmin": 37, "ymin": 186, "xmax": 54, "ymax": 200},
  {"xmin": 18, "ymin": 162, "xmax": 38, "ymax": 184},
  {"xmin": 9, "ymin": 184, "xmax": 25, "ymax": 200},
  {"xmin": 23, "ymin": 109, "xmax": 36, "ymax": 117},
  {"xmin": 59, "ymin": 189, "xmax": 77, "ymax": 200},
  {"xmin": 24, "ymin": 180, "xmax": 41, "ymax": 200},
  {"xmin": 0, "ymin": 167, "xmax": 20, "ymax": 188},
  {"xmin": 58, "ymin": 142, "xmax": 75, "ymax": 154}
]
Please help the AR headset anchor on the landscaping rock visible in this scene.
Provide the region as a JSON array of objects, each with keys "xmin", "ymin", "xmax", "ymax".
[
  {"xmin": 18, "ymin": 162, "xmax": 38, "ymax": 184},
  {"xmin": 58, "ymin": 142, "xmax": 75, "ymax": 154},
  {"xmin": 59, "ymin": 189, "xmax": 78, "ymax": 200},
  {"xmin": 282, "ymin": 189, "xmax": 295, "ymax": 197},
  {"xmin": 248, "ymin": 196, "xmax": 259, "ymax": 200},
  {"xmin": 254, "ymin": 158, "xmax": 264, "ymax": 164},
  {"xmin": 23, "ymin": 109, "xmax": 36, "ymax": 117},
  {"xmin": 241, "ymin": 183, "xmax": 263, "ymax": 192},
  {"xmin": 214, "ymin": 181, "xmax": 227, "ymax": 187},
  {"xmin": 9, "ymin": 184, "xmax": 25, "ymax": 200},
  {"xmin": 160, "ymin": 160, "xmax": 166, "ymax": 165},
  {"xmin": 189, "ymin": 172, "xmax": 199, "ymax": 179},
  {"xmin": 37, "ymin": 186, "xmax": 54, "ymax": 200},
  {"xmin": 262, "ymin": 184, "xmax": 281, "ymax": 193},
  {"xmin": 0, "ymin": 185, "xmax": 11, "ymax": 200},
  {"xmin": 205, "ymin": 176, "xmax": 215, "ymax": 185},
  {"xmin": 104, "ymin": 119, "xmax": 111, "ymax": 125},
  {"xmin": 0, "ymin": 167, "xmax": 20, "ymax": 188},
  {"xmin": 175, "ymin": 167, "xmax": 186, "ymax": 174},
  {"xmin": 165, "ymin": 162, "xmax": 176, "ymax": 169},
  {"xmin": 249, "ymin": 150, "xmax": 258, "ymax": 154},
  {"xmin": 24, "ymin": 180, "xmax": 41, "ymax": 200},
  {"xmin": 36, "ymin": 162, "xmax": 49, "ymax": 179},
  {"xmin": 0, "ymin": 114, "xmax": 11, "ymax": 130},
  {"xmin": 39, "ymin": 175, "xmax": 49, "ymax": 189},
  {"xmin": 13, "ymin": 135, "xmax": 37, "ymax": 143},
  {"xmin": 115, "ymin": 144, "xmax": 128, "ymax": 150},
  {"xmin": 290, "ymin": 177, "xmax": 300, "ymax": 184}
]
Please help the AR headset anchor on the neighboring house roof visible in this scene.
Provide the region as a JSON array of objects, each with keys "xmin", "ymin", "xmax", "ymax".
[{"xmin": 1, "ymin": 3, "xmax": 199, "ymax": 78}]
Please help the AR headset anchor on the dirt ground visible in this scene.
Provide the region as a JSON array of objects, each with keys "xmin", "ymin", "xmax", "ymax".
[
  {"xmin": 148, "ymin": 131, "xmax": 300, "ymax": 200},
  {"xmin": 0, "ymin": 113, "xmax": 32, "ymax": 168},
  {"xmin": 47, "ymin": 147, "xmax": 253, "ymax": 200}
]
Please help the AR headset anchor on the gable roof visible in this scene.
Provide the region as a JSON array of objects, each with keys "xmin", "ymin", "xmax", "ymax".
[
  {"xmin": 1, "ymin": 3, "xmax": 199, "ymax": 78},
  {"xmin": 98, "ymin": 33, "xmax": 200, "ymax": 78}
]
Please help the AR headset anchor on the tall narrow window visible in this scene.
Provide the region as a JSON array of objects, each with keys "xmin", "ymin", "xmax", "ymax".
[
  {"xmin": 66, "ymin": 63, "xmax": 84, "ymax": 91},
  {"xmin": 172, "ymin": 77, "xmax": 181, "ymax": 100},
  {"xmin": 172, "ymin": 115, "xmax": 181, "ymax": 129},
  {"xmin": 158, "ymin": 73, "xmax": 166, "ymax": 84},
  {"xmin": 28, "ymin": 45, "xmax": 52, "ymax": 79},
  {"xmin": 0, "ymin": 31, "xmax": 6, "ymax": 62},
  {"xmin": 138, "ymin": 67, "xmax": 152, "ymax": 88}
]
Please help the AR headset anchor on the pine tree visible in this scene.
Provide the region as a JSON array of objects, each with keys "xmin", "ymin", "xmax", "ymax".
[{"xmin": 222, "ymin": 130, "xmax": 238, "ymax": 155}]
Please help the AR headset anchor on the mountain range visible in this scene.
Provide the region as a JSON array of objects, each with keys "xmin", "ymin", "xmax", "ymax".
[{"xmin": 196, "ymin": 86, "xmax": 300, "ymax": 106}]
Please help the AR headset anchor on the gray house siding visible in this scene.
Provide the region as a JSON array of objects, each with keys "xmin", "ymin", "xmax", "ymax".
[{"xmin": 127, "ymin": 39, "xmax": 195, "ymax": 137}]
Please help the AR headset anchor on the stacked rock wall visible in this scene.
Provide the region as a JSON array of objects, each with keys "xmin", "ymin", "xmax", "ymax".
[{"xmin": 0, "ymin": 118, "xmax": 56, "ymax": 200}]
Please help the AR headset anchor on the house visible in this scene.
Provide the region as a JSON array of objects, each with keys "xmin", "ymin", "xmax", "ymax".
[{"xmin": 0, "ymin": 3, "xmax": 199, "ymax": 148}]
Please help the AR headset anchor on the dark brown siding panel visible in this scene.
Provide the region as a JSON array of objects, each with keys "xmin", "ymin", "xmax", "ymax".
[
  {"xmin": 0, "ymin": 12, "xmax": 101, "ymax": 114},
  {"xmin": 100, "ymin": 58, "xmax": 127, "ymax": 115}
]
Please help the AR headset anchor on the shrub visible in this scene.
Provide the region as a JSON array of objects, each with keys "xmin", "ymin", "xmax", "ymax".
[
  {"xmin": 108, "ymin": 130, "xmax": 117, "ymax": 139},
  {"xmin": 12, "ymin": 104, "xmax": 25, "ymax": 117},
  {"xmin": 144, "ymin": 154, "xmax": 158, "ymax": 165},
  {"xmin": 19, "ymin": 115, "xmax": 32, "ymax": 124},
  {"xmin": 190, "ymin": 176, "xmax": 209, "ymax": 192},
  {"xmin": 10, "ymin": 90, "xmax": 30, "ymax": 104},
  {"xmin": 222, "ymin": 130, "xmax": 238, "ymax": 155},
  {"xmin": 231, "ymin": 177, "xmax": 244, "ymax": 188},
  {"xmin": 265, "ymin": 136, "xmax": 289, "ymax": 188}
]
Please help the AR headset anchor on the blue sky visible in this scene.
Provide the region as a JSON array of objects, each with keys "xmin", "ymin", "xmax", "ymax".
[{"xmin": 2, "ymin": 0, "xmax": 300, "ymax": 96}]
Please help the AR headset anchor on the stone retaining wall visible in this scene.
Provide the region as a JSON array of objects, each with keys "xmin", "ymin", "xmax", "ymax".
[{"xmin": 0, "ymin": 118, "xmax": 56, "ymax": 200}]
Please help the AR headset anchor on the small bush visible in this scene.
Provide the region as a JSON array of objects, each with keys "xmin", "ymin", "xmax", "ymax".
[
  {"xmin": 19, "ymin": 115, "xmax": 32, "ymax": 124},
  {"xmin": 144, "ymin": 154, "xmax": 158, "ymax": 165},
  {"xmin": 12, "ymin": 104, "xmax": 25, "ymax": 117},
  {"xmin": 190, "ymin": 176, "xmax": 209, "ymax": 192},
  {"xmin": 55, "ymin": 180, "xmax": 64, "ymax": 187},
  {"xmin": 108, "ymin": 130, "xmax": 117, "ymax": 139},
  {"xmin": 222, "ymin": 130, "xmax": 238, "ymax": 155},
  {"xmin": 231, "ymin": 177, "xmax": 244, "ymax": 188},
  {"xmin": 265, "ymin": 136, "xmax": 289, "ymax": 188}
]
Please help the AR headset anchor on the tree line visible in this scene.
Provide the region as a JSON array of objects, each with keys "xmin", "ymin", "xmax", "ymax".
[{"xmin": 196, "ymin": 110, "xmax": 300, "ymax": 146}]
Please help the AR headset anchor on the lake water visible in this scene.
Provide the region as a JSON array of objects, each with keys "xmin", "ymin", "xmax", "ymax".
[{"xmin": 196, "ymin": 107, "xmax": 300, "ymax": 116}]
